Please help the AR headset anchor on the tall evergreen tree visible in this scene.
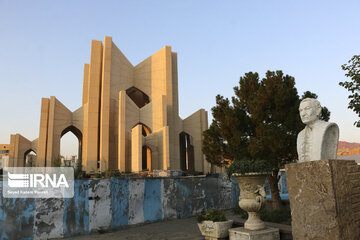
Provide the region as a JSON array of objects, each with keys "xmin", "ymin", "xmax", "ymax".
[{"xmin": 203, "ymin": 71, "xmax": 330, "ymax": 210}]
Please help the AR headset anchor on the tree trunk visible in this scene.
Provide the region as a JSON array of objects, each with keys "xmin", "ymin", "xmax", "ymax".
[{"xmin": 267, "ymin": 170, "xmax": 281, "ymax": 210}]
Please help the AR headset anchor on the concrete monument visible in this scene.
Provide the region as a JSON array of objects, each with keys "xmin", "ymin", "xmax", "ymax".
[
  {"xmin": 4, "ymin": 37, "xmax": 210, "ymax": 174},
  {"xmin": 297, "ymin": 98, "xmax": 339, "ymax": 162}
]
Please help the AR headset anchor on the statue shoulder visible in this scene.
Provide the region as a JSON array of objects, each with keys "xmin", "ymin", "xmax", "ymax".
[
  {"xmin": 316, "ymin": 120, "xmax": 339, "ymax": 132},
  {"xmin": 297, "ymin": 128, "xmax": 306, "ymax": 138}
]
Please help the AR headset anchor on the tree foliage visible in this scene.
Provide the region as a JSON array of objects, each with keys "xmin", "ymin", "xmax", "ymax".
[
  {"xmin": 340, "ymin": 55, "xmax": 360, "ymax": 127},
  {"xmin": 203, "ymin": 70, "xmax": 331, "ymax": 209}
]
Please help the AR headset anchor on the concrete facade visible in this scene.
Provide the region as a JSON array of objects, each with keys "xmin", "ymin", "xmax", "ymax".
[{"xmin": 6, "ymin": 37, "xmax": 209, "ymax": 173}]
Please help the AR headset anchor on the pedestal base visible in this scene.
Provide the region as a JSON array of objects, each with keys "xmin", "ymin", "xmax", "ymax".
[
  {"xmin": 286, "ymin": 159, "xmax": 360, "ymax": 240},
  {"xmin": 229, "ymin": 227, "xmax": 280, "ymax": 240}
]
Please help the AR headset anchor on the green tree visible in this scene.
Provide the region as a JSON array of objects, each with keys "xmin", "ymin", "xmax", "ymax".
[
  {"xmin": 340, "ymin": 55, "xmax": 360, "ymax": 127},
  {"xmin": 53, "ymin": 155, "xmax": 62, "ymax": 167},
  {"xmin": 203, "ymin": 71, "xmax": 330, "ymax": 210}
]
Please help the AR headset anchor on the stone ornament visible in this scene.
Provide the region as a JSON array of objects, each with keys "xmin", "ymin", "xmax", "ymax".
[
  {"xmin": 297, "ymin": 98, "xmax": 339, "ymax": 162},
  {"xmin": 233, "ymin": 173, "xmax": 267, "ymax": 231}
]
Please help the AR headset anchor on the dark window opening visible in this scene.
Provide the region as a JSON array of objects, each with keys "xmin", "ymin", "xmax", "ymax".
[
  {"xmin": 142, "ymin": 146, "xmax": 152, "ymax": 171},
  {"xmin": 179, "ymin": 132, "xmax": 195, "ymax": 171},
  {"xmin": 126, "ymin": 87, "xmax": 150, "ymax": 108}
]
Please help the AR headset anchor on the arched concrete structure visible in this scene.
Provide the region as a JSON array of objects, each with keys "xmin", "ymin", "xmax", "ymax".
[{"xmin": 7, "ymin": 37, "xmax": 210, "ymax": 173}]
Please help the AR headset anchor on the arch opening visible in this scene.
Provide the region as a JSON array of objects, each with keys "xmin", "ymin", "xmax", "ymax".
[
  {"xmin": 142, "ymin": 145, "xmax": 152, "ymax": 171},
  {"xmin": 24, "ymin": 149, "xmax": 36, "ymax": 167},
  {"xmin": 179, "ymin": 132, "xmax": 195, "ymax": 171},
  {"xmin": 60, "ymin": 125, "xmax": 82, "ymax": 167},
  {"xmin": 126, "ymin": 87, "xmax": 150, "ymax": 108},
  {"xmin": 133, "ymin": 123, "xmax": 152, "ymax": 171}
]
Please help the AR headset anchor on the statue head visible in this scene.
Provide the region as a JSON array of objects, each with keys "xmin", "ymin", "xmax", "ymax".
[{"xmin": 299, "ymin": 98, "xmax": 322, "ymax": 125}]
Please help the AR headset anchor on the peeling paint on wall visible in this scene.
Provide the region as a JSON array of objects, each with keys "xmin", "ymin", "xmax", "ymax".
[
  {"xmin": 89, "ymin": 179, "xmax": 111, "ymax": 231},
  {"xmin": 128, "ymin": 178, "xmax": 144, "ymax": 225},
  {"xmin": 110, "ymin": 177, "xmax": 129, "ymax": 227},
  {"xmin": 34, "ymin": 198, "xmax": 64, "ymax": 239},
  {"xmin": 0, "ymin": 174, "xmax": 269, "ymax": 239},
  {"xmin": 143, "ymin": 179, "xmax": 162, "ymax": 222},
  {"xmin": 161, "ymin": 178, "xmax": 177, "ymax": 219},
  {"xmin": 0, "ymin": 198, "xmax": 34, "ymax": 240}
]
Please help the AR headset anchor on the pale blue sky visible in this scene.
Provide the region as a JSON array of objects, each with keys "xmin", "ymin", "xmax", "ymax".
[{"xmin": 0, "ymin": 0, "xmax": 359, "ymax": 157}]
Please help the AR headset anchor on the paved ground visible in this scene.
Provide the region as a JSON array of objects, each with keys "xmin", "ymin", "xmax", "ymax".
[
  {"xmin": 62, "ymin": 216, "xmax": 203, "ymax": 240},
  {"xmin": 61, "ymin": 210, "xmax": 292, "ymax": 240}
]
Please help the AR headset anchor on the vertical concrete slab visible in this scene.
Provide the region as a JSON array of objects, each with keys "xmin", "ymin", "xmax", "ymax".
[
  {"xmin": 37, "ymin": 97, "xmax": 50, "ymax": 167},
  {"xmin": 110, "ymin": 177, "xmax": 129, "ymax": 227},
  {"xmin": 82, "ymin": 64, "xmax": 90, "ymax": 105},
  {"xmin": 131, "ymin": 125, "xmax": 142, "ymax": 172},
  {"xmin": 89, "ymin": 179, "xmax": 111, "ymax": 231},
  {"xmin": 8, "ymin": 135, "xmax": 16, "ymax": 167},
  {"xmin": 128, "ymin": 178, "xmax": 145, "ymax": 225},
  {"xmin": 99, "ymin": 36, "xmax": 112, "ymax": 172},
  {"xmin": 118, "ymin": 91, "xmax": 126, "ymax": 172},
  {"xmin": 83, "ymin": 40, "xmax": 103, "ymax": 172},
  {"xmin": 162, "ymin": 126, "xmax": 170, "ymax": 170},
  {"xmin": 34, "ymin": 198, "xmax": 64, "ymax": 239},
  {"xmin": 161, "ymin": 178, "xmax": 177, "ymax": 219},
  {"xmin": 183, "ymin": 109, "xmax": 208, "ymax": 172},
  {"xmin": 0, "ymin": 198, "xmax": 34, "ymax": 240},
  {"xmin": 143, "ymin": 178, "xmax": 162, "ymax": 222},
  {"xmin": 63, "ymin": 180, "xmax": 89, "ymax": 237}
]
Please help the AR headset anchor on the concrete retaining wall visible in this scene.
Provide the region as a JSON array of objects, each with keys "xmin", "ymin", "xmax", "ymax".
[
  {"xmin": 0, "ymin": 175, "xmax": 233, "ymax": 239},
  {"xmin": 0, "ymin": 173, "xmax": 289, "ymax": 239}
]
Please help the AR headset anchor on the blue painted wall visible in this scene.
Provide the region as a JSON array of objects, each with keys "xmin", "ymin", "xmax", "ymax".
[{"xmin": 0, "ymin": 173, "xmax": 289, "ymax": 239}]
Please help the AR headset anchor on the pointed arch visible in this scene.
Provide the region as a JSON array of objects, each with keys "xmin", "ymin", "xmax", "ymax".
[
  {"xmin": 132, "ymin": 123, "xmax": 152, "ymax": 137},
  {"xmin": 24, "ymin": 149, "xmax": 36, "ymax": 167},
  {"xmin": 60, "ymin": 125, "xmax": 83, "ymax": 163}
]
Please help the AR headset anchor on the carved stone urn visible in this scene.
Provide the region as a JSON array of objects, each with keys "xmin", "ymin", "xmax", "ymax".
[{"xmin": 233, "ymin": 173, "xmax": 268, "ymax": 230}]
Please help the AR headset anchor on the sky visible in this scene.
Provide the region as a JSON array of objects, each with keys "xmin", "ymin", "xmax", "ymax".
[{"xmin": 0, "ymin": 0, "xmax": 359, "ymax": 157}]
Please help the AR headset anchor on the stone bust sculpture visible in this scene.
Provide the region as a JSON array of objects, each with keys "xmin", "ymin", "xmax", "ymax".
[{"xmin": 297, "ymin": 98, "xmax": 339, "ymax": 162}]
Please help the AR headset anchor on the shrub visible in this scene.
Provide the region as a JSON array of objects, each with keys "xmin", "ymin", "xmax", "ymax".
[
  {"xmin": 197, "ymin": 208, "xmax": 227, "ymax": 223},
  {"xmin": 226, "ymin": 158, "xmax": 271, "ymax": 179}
]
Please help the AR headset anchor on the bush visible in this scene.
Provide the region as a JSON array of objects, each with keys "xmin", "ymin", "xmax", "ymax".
[
  {"xmin": 226, "ymin": 158, "xmax": 271, "ymax": 179},
  {"xmin": 197, "ymin": 208, "xmax": 227, "ymax": 223}
]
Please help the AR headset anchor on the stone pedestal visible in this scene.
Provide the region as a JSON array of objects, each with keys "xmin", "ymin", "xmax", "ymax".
[
  {"xmin": 286, "ymin": 159, "xmax": 360, "ymax": 240},
  {"xmin": 228, "ymin": 227, "xmax": 280, "ymax": 240}
]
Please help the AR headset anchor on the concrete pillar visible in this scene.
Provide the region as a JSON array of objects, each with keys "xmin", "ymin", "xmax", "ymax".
[
  {"xmin": 118, "ymin": 91, "xmax": 126, "ymax": 172},
  {"xmin": 37, "ymin": 98, "xmax": 50, "ymax": 167},
  {"xmin": 99, "ymin": 36, "xmax": 112, "ymax": 172},
  {"xmin": 162, "ymin": 126, "xmax": 170, "ymax": 170},
  {"xmin": 83, "ymin": 40, "xmax": 103, "ymax": 173},
  {"xmin": 131, "ymin": 125, "xmax": 142, "ymax": 172}
]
